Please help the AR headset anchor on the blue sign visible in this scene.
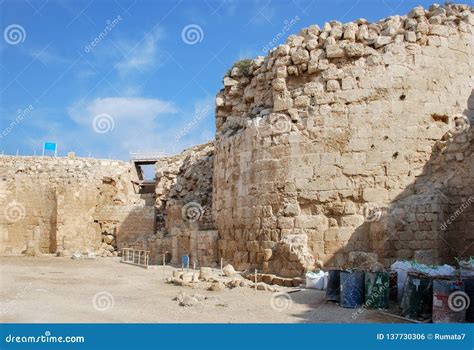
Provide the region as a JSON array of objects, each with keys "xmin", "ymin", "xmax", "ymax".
[
  {"xmin": 182, "ymin": 254, "xmax": 189, "ymax": 268},
  {"xmin": 42, "ymin": 142, "xmax": 58, "ymax": 157},
  {"xmin": 44, "ymin": 142, "xmax": 57, "ymax": 151}
]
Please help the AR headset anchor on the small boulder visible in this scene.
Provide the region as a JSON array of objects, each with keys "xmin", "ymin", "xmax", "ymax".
[
  {"xmin": 191, "ymin": 294, "xmax": 207, "ymax": 301},
  {"xmin": 209, "ymin": 281, "xmax": 225, "ymax": 292},
  {"xmin": 199, "ymin": 267, "xmax": 214, "ymax": 280},
  {"xmin": 223, "ymin": 264, "xmax": 236, "ymax": 277},
  {"xmin": 180, "ymin": 295, "xmax": 198, "ymax": 307},
  {"xmin": 103, "ymin": 235, "xmax": 114, "ymax": 244}
]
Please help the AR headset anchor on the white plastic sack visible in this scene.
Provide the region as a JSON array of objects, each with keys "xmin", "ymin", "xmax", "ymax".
[
  {"xmin": 391, "ymin": 261, "xmax": 412, "ymax": 301},
  {"xmin": 306, "ymin": 271, "xmax": 326, "ymax": 290},
  {"xmin": 459, "ymin": 258, "xmax": 474, "ymax": 277}
]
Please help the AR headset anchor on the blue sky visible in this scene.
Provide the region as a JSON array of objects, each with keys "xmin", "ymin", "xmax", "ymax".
[{"xmin": 0, "ymin": 0, "xmax": 464, "ymax": 160}]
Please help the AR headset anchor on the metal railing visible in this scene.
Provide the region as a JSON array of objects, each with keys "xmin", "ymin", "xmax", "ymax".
[
  {"xmin": 129, "ymin": 152, "xmax": 166, "ymax": 161},
  {"xmin": 121, "ymin": 248, "xmax": 150, "ymax": 269}
]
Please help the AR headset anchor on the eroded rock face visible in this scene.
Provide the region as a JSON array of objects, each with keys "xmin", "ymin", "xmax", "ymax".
[
  {"xmin": 155, "ymin": 142, "xmax": 215, "ymax": 232},
  {"xmin": 213, "ymin": 3, "xmax": 474, "ymax": 276}
]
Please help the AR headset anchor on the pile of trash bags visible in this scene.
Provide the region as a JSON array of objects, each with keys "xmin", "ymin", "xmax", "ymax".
[{"xmin": 391, "ymin": 260, "xmax": 456, "ymax": 301}]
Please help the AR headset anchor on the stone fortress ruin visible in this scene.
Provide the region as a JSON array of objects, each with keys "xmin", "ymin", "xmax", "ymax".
[{"xmin": 1, "ymin": 3, "xmax": 473, "ymax": 279}]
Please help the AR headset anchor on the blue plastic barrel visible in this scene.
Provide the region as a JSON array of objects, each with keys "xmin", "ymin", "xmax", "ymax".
[{"xmin": 340, "ymin": 270, "xmax": 365, "ymax": 308}]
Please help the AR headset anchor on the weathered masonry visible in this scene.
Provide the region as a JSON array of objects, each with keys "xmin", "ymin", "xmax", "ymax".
[
  {"xmin": 0, "ymin": 3, "xmax": 473, "ymax": 278},
  {"xmin": 213, "ymin": 3, "xmax": 474, "ymax": 276},
  {"xmin": 0, "ymin": 155, "xmax": 155, "ymax": 257}
]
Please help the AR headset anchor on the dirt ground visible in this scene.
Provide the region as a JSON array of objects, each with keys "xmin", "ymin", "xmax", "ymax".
[{"xmin": 0, "ymin": 256, "xmax": 403, "ymax": 323}]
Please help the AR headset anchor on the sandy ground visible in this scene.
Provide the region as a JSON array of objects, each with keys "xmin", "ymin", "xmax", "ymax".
[{"xmin": 0, "ymin": 256, "xmax": 404, "ymax": 323}]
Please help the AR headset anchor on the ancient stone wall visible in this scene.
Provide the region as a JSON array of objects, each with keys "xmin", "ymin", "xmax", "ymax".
[
  {"xmin": 0, "ymin": 155, "xmax": 155, "ymax": 256},
  {"xmin": 125, "ymin": 142, "xmax": 217, "ymax": 266},
  {"xmin": 213, "ymin": 4, "xmax": 474, "ymax": 276}
]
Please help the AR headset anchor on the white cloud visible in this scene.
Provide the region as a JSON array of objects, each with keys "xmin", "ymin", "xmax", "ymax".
[
  {"xmin": 27, "ymin": 48, "xmax": 71, "ymax": 65},
  {"xmin": 114, "ymin": 27, "xmax": 163, "ymax": 74},
  {"xmin": 69, "ymin": 96, "xmax": 175, "ymax": 124},
  {"xmin": 68, "ymin": 96, "xmax": 179, "ymax": 155}
]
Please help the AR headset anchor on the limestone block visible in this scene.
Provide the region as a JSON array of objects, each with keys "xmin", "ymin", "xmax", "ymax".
[
  {"xmin": 430, "ymin": 25, "xmax": 449, "ymax": 37},
  {"xmin": 275, "ymin": 66, "xmax": 288, "ymax": 78},
  {"xmin": 273, "ymin": 91, "xmax": 293, "ymax": 111},
  {"xmin": 405, "ymin": 31, "xmax": 417, "ymax": 43},
  {"xmin": 324, "ymin": 240, "xmax": 345, "ymax": 254},
  {"xmin": 277, "ymin": 217, "xmax": 294, "ymax": 229},
  {"xmin": 363, "ymin": 188, "xmax": 388, "ymax": 202},
  {"xmin": 307, "ymin": 24, "xmax": 320, "ymax": 36},
  {"xmin": 294, "ymin": 95, "xmax": 310, "ymax": 108},
  {"xmin": 341, "ymin": 215, "xmax": 365, "ymax": 227},
  {"xmin": 374, "ymin": 36, "xmax": 393, "ymax": 48},
  {"xmin": 321, "ymin": 66, "xmax": 343, "ymax": 80},
  {"xmin": 272, "ymin": 78, "xmax": 287, "ymax": 91},
  {"xmin": 345, "ymin": 43, "xmax": 366, "ymax": 57},
  {"xmin": 307, "ymin": 59, "xmax": 319, "ymax": 74},
  {"xmin": 343, "ymin": 23, "xmax": 358, "ymax": 41},
  {"xmin": 326, "ymin": 79, "xmax": 340, "ymax": 92},
  {"xmin": 386, "ymin": 163, "xmax": 409, "ymax": 176},
  {"xmin": 307, "ymin": 39, "xmax": 319, "ymax": 50},
  {"xmin": 336, "ymin": 227, "xmax": 354, "ymax": 241},
  {"xmin": 330, "ymin": 26, "xmax": 343, "ymax": 39},
  {"xmin": 408, "ymin": 6, "xmax": 425, "ymax": 18},
  {"xmin": 276, "ymin": 44, "xmax": 290, "ymax": 56},
  {"xmin": 291, "ymin": 48, "xmax": 310, "ymax": 64},
  {"xmin": 341, "ymin": 77, "xmax": 355, "ymax": 90},
  {"xmin": 295, "ymin": 215, "xmax": 328, "ymax": 229},
  {"xmin": 325, "ymin": 44, "xmax": 345, "ymax": 58},
  {"xmin": 287, "ymin": 66, "xmax": 298, "ymax": 75},
  {"xmin": 224, "ymin": 77, "xmax": 238, "ymax": 87},
  {"xmin": 283, "ymin": 203, "xmax": 300, "ymax": 217}
]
